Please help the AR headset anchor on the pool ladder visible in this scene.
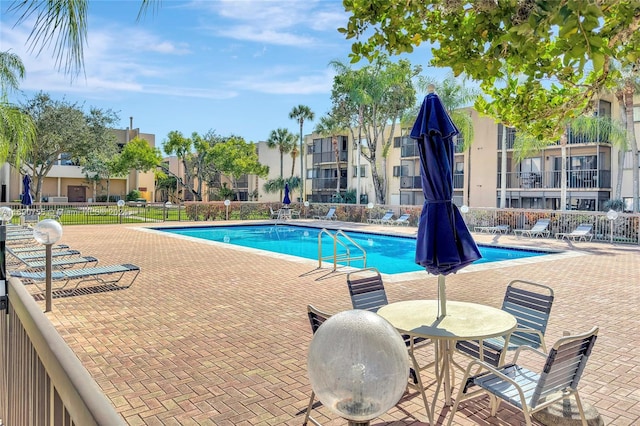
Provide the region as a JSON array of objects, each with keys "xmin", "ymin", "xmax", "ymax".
[{"xmin": 318, "ymin": 228, "xmax": 367, "ymax": 271}]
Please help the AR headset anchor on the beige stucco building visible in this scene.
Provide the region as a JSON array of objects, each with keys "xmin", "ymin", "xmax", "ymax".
[{"xmin": 1, "ymin": 121, "xmax": 156, "ymax": 204}]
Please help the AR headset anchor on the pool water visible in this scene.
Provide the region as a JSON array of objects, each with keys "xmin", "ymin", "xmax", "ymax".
[{"xmin": 155, "ymin": 224, "xmax": 550, "ymax": 274}]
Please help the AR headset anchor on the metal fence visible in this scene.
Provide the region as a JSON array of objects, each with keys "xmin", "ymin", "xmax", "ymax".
[{"xmin": 3, "ymin": 202, "xmax": 638, "ymax": 245}]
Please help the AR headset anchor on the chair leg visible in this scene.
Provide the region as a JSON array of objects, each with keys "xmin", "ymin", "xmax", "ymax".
[
  {"xmin": 573, "ymin": 392, "xmax": 588, "ymax": 426},
  {"xmin": 303, "ymin": 391, "xmax": 320, "ymax": 426}
]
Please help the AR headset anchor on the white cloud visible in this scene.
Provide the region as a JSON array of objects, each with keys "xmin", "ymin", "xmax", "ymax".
[{"xmin": 230, "ymin": 68, "xmax": 335, "ymax": 95}]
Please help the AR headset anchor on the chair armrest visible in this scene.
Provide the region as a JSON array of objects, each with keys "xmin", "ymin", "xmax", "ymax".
[{"xmin": 511, "ymin": 344, "xmax": 547, "ymax": 364}]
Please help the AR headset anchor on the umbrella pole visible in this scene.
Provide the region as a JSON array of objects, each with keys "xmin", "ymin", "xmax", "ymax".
[{"xmin": 438, "ymin": 275, "xmax": 446, "ymax": 318}]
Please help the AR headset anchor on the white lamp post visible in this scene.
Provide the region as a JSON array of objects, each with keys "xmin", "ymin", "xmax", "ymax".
[
  {"xmin": 460, "ymin": 204, "xmax": 469, "ymax": 224},
  {"xmin": 33, "ymin": 219, "xmax": 63, "ymax": 312},
  {"xmin": 117, "ymin": 199, "xmax": 125, "ymax": 224},
  {"xmin": 307, "ymin": 310, "xmax": 409, "ymax": 425},
  {"xmin": 0, "ymin": 207, "xmax": 14, "ymax": 311},
  {"xmin": 304, "ymin": 201, "xmax": 309, "ymax": 219},
  {"xmin": 164, "ymin": 201, "xmax": 172, "ymax": 222},
  {"xmin": 606, "ymin": 209, "xmax": 618, "ymax": 244},
  {"xmin": 224, "ymin": 199, "xmax": 231, "ymax": 221}
]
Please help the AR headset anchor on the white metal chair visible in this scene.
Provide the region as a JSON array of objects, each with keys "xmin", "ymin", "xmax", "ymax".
[
  {"xmin": 456, "ymin": 280, "xmax": 554, "ymax": 367},
  {"xmin": 448, "ymin": 327, "xmax": 599, "ymax": 426}
]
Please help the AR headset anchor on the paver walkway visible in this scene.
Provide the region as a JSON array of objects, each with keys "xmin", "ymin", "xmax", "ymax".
[{"xmin": 25, "ymin": 221, "xmax": 640, "ymax": 425}]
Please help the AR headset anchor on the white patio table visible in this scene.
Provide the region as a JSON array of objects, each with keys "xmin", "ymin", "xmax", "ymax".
[{"xmin": 377, "ymin": 300, "xmax": 517, "ymax": 421}]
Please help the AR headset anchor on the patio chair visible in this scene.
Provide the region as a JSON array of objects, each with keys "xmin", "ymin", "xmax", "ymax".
[
  {"xmin": 555, "ymin": 223, "xmax": 594, "ymax": 241},
  {"xmin": 390, "ymin": 213, "xmax": 411, "ymax": 226},
  {"xmin": 513, "ymin": 218, "xmax": 551, "ymax": 238},
  {"xmin": 303, "ymin": 304, "xmax": 332, "ymax": 426},
  {"xmin": 346, "ymin": 268, "xmax": 433, "ymax": 422},
  {"xmin": 456, "ymin": 280, "xmax": 554, "ymax": 367},
  {"xmin": 10, "ymin": 263, "xmax": 141, "ymax": 293},
  {"xmin": 313, "ymin": 207, "xmax": 336, "ymax": 221},
  {"xmin": 447, "ymin": 326, "xmax": 599, "ymax": 426},
  {"xmin": 269, "ymin": 206, "xmax": 280, "ymax": 219},
  {"xmin": 367, "ymin": 210, "xmax": 393, "ymax": 224}
]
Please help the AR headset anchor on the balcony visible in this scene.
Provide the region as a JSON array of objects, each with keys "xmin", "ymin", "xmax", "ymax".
[
  {"xmin": 498, "ymin": 170, "xmax": 611, "ymax": 189},
  {"xmin": 311, "ymin": 177, "xmax": 348, "ymax": 191},
  {"xmin": 312, "ymin": 151, "xmax": 348, "ymax": 164},
  {"xmin": 399, "ymin": 173, "xmax": 464, "ymax": 190}
]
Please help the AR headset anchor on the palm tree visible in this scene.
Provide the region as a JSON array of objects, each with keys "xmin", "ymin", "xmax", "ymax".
[
  {"xmin": 266, "ymin": 128, "xmax": 296, "ymax": 200},
  {"xmin": 0, "ymin": 51, "xmax": 35, "ymax": 166},
  {"xmin": 314, "ymin": 113, "xmax": 347, "ymax": 196},
  {"xmin": 289, "ymin": 105, "xmax": 315, "ymax": 202}
]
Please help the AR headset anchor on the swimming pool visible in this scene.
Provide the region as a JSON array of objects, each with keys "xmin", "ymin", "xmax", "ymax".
[{"xmin": 154, "ymin": 224, "xmax": 551, "ymax": 274}]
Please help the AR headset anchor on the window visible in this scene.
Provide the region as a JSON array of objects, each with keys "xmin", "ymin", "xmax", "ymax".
[
  {"xmin": 352, "ymin": 165, "xmax": 366, "ymax": 177},
  {"xmin": 59, "ymin": 153, "xmax": 76, "ymax": 166},
  {"xmin": 393, "ymin": 165, "xmax": 409, "ymax": 177},
  {"xmin": 634, "ymin": 106, "xmax": 640, "ymax": 122},
  {"xmin": 455, "ymin": 161, "xmax": 464, "ymax": 173}
]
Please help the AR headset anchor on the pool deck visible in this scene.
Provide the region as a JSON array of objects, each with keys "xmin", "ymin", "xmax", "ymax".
[{"xmin": 26, "ymin": 220, "xmax": 640, "ymax": 425}]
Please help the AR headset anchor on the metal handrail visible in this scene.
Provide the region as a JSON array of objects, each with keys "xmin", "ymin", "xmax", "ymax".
[{"xmin": 317, "ymin": 228, "xmax": 367, "ymax": 271}]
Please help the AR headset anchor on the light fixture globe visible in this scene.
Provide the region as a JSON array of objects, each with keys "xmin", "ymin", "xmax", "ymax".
[
  {"xmin": 117, "ymin": 199, "xmax": 125, "ymax": 207},
  {"xmin": 33, "ymin": 219, "xmax": 63, "ymax": 245},
  {"xmin": 0, "ymin": 207, "xmax": 13, "ymax": 222},
  {"xmin": 224, "ymin": 199, "xmax": 231, "ymax": 207},
  {"xmin": 304, "ymin": 201, "xmax": 310, "ymax": 208},
  {"xmin": 606, "ymin": 209, "xmax": 619, "ymax": 220},
  {"xmin": 165, "ymin": 201, "xmax": 172, "ymax": 207},
  {"xmin": 460, "ymin": 205, "xmax": 469, "ymax": 214},
  {"xmin": 367, "ymin": 202, "xmax": 374, "ymax": 209},
  {"xmin": 307, "ymin": 310, "xmax": 409, "ymax": 422}
]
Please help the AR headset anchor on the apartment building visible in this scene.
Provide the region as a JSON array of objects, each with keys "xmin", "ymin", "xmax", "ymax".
[
  {"xmin": 2, "ymin": 122, "xmax": 156, "ymax": 204},
  {"xmin": 300, "ymin": 95, "xmax": 639, "ymax": 212}
]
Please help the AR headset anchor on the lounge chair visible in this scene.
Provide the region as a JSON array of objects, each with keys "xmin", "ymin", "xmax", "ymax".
[
  {"xmin": 368, "ymin": 210, "xmax": 394, "ymax": 224},
  {"xmin": 15, "ymin": 255, "xmax": 99, "ymax": 271},
  {"xmin": 9, "ymin": 244, "xmax": 70, "ymax": 253},
  {"xmin": 313, "ymin": 207, "xmax": 336, "ymax": 221},
  {"xmin": 476, "ymin": 224, "xmax": 510, "ymax": 234},
  {"xmin": 390, "ymin": 213, "xmax": 411, "ymax": 226},
  {"xmin": 7, "ymin": 248, "xmax": 82, "ymax": 261},
  {"xmin": 456, "ymin": 280, "xmax": 554, "ymax": 367},
  {"xmin": 447, "ymin": 327, "xmax": 599, "ymax": 426},
  {"xmin": 555, "ymin": 223, "xmax": 594, "ymax": 241},
  {"xmin": 513, "ymin": 218, "xmax": 551, "ymax": 238},
  {"xmin": 10, "ymin": 263, "xmax": 141, "ymax": 293}
]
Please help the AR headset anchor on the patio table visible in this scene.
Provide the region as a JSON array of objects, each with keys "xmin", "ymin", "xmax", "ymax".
[{"xmin": 377, "ymin": 300, "xmax": 517, "ymax": 422}]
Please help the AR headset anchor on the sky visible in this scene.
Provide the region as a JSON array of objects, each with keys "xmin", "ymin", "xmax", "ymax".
[{"xmin": 1, "ymin": 0, "xmax": 444, "ymax": 150}]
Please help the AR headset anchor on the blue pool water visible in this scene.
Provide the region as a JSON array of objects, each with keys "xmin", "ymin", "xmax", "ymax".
[{"xmin": 155, "ymin": 224, "xmax": 550, "ymax": 274}]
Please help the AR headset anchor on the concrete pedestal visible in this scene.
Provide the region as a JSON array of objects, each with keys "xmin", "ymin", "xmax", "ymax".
[{"xmin": 532, "ymin": 397, "xmax": 604, "ymax": 426}]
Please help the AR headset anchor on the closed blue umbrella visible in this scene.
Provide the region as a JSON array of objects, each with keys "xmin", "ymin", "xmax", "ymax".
[
  {"xmin": 21, "ymin": 175, "xmax": 33, "ymax": 206},
  {"xmin": 283, "ymin": 182, "xmax": 291, "ymax": 205},
  {"xmin": 410, "ymin": 89, "xmax": 481, "ymax": 317}
]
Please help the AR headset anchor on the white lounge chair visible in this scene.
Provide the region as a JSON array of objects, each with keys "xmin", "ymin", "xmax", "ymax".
[
  {"xmin": 313, "ymin": 207, "xmax": 337, "ymax": 221},
  {"xmin": 555, "ymin": 223, "xmax": 593, "ymax": 241},
  {"xmin": 476, "ymin": 224, "xmax": 510, "ymax": 234},
  {"xmin": 513, "ymin": 218, "xmax": 551, "ymax": 238},
  {"xmin": 11, "ymin": 263, "xmax": 141, "ymax": 293},
  {"xmin": 390, "ymin": 213, "xmax": 411, "ymax": 226},
  {"xmin": 368, "ymin": 210, "xmax": 394, "ymax": 224}
]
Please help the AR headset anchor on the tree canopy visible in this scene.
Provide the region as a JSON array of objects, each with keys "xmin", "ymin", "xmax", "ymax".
[{"xmin": 341, "ymin": 0, "xmax": 640, "ymax": 140}]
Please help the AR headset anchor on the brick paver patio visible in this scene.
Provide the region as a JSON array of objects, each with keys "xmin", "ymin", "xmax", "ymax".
[{"xmin": 26, "ymin": 220, "xmax": 640, "ymax": 425}]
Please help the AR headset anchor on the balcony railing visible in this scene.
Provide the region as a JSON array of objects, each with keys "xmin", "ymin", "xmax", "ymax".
[
  {"xmin": 399, "ymin": 173, "xmax": 464, "ymax": 189},
  {"xmin": 311, "ymin": 177, "xmax": 348, "ymax": 191},
  {"xmin": 311, "ymin": 151, "xmax": 348, "ymax": 164},
  {"xmin": 498, "ymin": 170, "xmax": 611, "ymax": 189}
]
